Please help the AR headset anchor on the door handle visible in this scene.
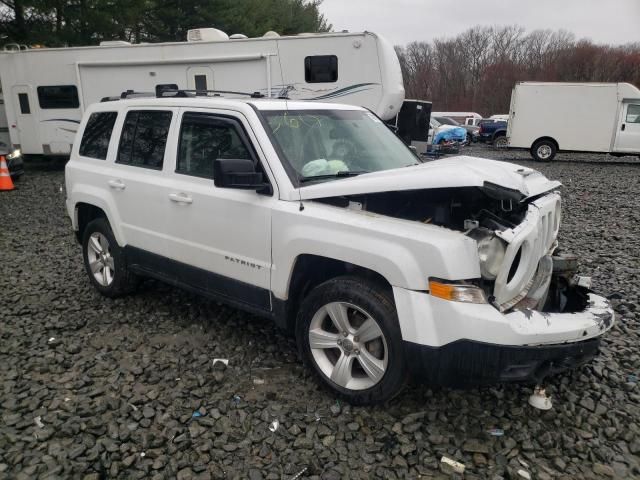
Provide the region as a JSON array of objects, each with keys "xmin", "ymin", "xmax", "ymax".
[
  {"xmin": 621, "ymin": 124, "xmax": 626, "ymax": 131},
  {"xmin": 108, "ymin": 179, "xmax": 126, "ymax": 190},
  {"xmin": 168, "ymin": 192, "xmax": 193, "ymax": 204}
]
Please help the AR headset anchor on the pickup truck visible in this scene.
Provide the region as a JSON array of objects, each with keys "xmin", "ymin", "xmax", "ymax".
[
  {"xmin": 65, "ymin": 93, "xmax": 614, "ymax": 404},
  {"xmin": 478, "ymin": 119, "xmax": 508, "ymax": 147}
]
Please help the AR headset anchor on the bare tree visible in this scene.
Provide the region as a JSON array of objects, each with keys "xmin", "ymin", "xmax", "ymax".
[{"xmin": 396, "ymin": 25, "xmax": 639, "ymax": 116}]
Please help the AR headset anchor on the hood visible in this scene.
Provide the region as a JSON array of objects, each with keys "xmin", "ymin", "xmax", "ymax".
[{"xmin": 296, "ymin": 156, "xmax": 561, "ymax": 201}]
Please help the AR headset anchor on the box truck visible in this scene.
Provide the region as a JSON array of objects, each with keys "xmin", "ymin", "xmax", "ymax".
[
  {"xmin": 0, "ymin": 28, "xmax": 404, "ymax": 156},
  {"xmin": 507, "ymin": 82, "xmax": 640, "ymax": 161}
]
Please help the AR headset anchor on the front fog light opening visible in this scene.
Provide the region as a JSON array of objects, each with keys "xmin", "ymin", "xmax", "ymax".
[{"xmin": 477, "ymin": 234, "xmax": 506, "ymax": 280}]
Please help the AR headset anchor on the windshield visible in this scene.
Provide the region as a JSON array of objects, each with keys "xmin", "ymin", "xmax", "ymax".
[
  {"xmin": 435, "ymin": 116, "xmax": 460, "ymax": 126},
  {"xmin": 261, "ymin": 109, "xmax": 419, "ymax": 184}
]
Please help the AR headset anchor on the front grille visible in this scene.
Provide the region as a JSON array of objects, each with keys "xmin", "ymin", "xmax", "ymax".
[{"xmin": 493, "ymin": 193, "xmax": 561, "ymax": 307}]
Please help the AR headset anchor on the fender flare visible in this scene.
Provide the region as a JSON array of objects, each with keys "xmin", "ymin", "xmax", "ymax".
[{"xmin": 69, "ymin": 185, "xmax": 126, "ymax": 246}]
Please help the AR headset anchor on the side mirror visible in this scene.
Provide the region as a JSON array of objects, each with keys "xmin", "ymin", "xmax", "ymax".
[{"xmin": 213, "ymin": 158, "xmax": 271, "ymax": 193}]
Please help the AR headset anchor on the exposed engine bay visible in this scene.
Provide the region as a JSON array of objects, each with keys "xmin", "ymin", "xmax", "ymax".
[
  {"xmin": 315, "ymin": 185, "xmax": 588, "ymax": 316},
  {"xmin": 314, "ymin": 185, "xmax": 530, "ymax": 233}
]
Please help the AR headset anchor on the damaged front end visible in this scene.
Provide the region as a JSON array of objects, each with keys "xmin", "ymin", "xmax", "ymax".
[{"xmin": 314, "ymin": 179, "xmax": 615, "ymax": 386}]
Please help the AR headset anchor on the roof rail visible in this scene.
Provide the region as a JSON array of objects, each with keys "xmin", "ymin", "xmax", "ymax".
[
  {"xmin": 120, "ymin": 90, "xmax": 155, "ymax": 99},
  {"xmin": 157, "ymin": 88, "xmax": 265, "ymax": 99},
  {"xmin": 101, "ymin": 88, "xmax": 267, "ymax": 102},
  {"xmin": 100, "ymin": 91, "xmax": 154, "ymax": 102}
]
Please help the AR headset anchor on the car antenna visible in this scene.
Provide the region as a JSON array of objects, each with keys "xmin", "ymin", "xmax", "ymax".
[{"xmin": 298, "ymin": 186, "xmax": 304, "ymax": 211}]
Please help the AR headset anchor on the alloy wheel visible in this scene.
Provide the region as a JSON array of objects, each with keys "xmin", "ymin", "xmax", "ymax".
[
  {"xmin": 87, "ymin": 232, "xmax": 115, "ymax": 286},
  {"xmin": 308, "ymin": 301, "xmax": 388, "ymax": 390}
]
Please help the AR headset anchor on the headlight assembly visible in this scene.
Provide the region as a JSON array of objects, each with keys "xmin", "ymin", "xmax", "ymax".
[
  {"xmin": 476, "ymin": 234, "xmax": 506, "ymax": 280},
  {"xmin": 7, "ymin": 149, "xmax": 21, "ymax": 160}
]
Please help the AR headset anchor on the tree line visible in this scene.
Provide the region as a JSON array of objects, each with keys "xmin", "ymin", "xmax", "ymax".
[
  {"xmin": 396, "ymin": 26, "xmax": 640, "ymax": 116},
  {"xmin": 0, "ymin": 0, "xmax": 330, "ymax": 46},
  {"xmin": 1, "ymin": 3, "xmax": 638, "ymax": 117}
]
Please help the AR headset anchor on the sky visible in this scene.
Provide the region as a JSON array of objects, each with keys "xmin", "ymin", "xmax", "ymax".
[{"xmin": 319, "ymin": 0, "xmax": 640, "ymax": 46}]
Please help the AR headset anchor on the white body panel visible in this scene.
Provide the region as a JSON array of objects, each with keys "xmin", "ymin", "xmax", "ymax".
[
  {"xmin": 507, "ymin": 82, "xmax": 640, "ymax": 154},
  {"xmin": 0, "ymin": 31, "xmax": 404, "ymax": 155},
  {"xmin": 161, "ymin": 107, "xmax": 274, "ymax": 291},
  {"xmin": 65, "ymin": 97, "xmax": 613, "ymax": 350}
]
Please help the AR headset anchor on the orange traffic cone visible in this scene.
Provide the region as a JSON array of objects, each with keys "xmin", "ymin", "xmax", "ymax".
[{"xmin": 0, "ymin": 155, "xmax": 15, "ymax": 191}]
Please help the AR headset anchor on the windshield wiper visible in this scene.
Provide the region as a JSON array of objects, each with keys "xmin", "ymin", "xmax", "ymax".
[{"xmin": 299, "ymin": 170, "xmax": 369, "ymax": 183}]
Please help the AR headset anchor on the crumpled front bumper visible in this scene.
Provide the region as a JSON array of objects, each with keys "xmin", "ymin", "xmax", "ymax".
[
  {"xmin": 394, "ymin": 286, "xmax": 615, "ymax": 386},
  {"xmin": 504, "ymin": 292, "xmax": 614, "ymax": 345}
]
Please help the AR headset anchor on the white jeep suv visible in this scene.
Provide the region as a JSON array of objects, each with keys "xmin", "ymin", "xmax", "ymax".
[{"xmin": 65, "ymin": 94, "xmax": 614, "ymax": 404}]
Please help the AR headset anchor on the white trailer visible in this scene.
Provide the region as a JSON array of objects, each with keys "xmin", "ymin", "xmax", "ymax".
[
  {"xmin": 0, "ymin": 28, "xmax": 404, "ymax": 156},
  {"xmin": 507, "ymin": 82, "xmax": 640, "ymax": 161}
]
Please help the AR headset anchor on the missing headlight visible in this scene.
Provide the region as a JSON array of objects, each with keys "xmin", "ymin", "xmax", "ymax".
[{"xmin": 468, "ymin": 228, "xmax": 507, "ymax": 280}]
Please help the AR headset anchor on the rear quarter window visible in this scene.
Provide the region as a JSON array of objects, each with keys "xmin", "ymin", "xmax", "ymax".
[{"xmin": 79, "ymin": 112, "xmax": 118, "ymax": 160}]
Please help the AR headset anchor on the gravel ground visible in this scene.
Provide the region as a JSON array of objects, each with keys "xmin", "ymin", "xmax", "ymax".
[{"xmin": 1, "ymin": 148, "xmax": 639, "ymax": 479}]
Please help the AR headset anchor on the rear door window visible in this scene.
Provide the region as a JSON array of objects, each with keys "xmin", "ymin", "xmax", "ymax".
[
  {"xmin": 79, "ymin": 112, "xmax": 118, "ymax": 160},
  {"xmin": 117, "ymin": 110, "xmax": 172, "ymax": 169}
]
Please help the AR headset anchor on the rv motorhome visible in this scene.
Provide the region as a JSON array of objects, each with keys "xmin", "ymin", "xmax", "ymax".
[{"xmin": 0, "ymin": 28, "xmax": 404, "ymax": 156}]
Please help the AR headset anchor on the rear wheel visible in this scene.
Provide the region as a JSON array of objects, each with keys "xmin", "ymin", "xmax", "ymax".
[
  {"xmin": 493, "ymin": 135, "xmax": 508, "ymax": 149},
  {"xmin": 531, "ymin": 139, "xmax": 557, "ymax": 162},
  {"xmin": 82, "ymin": 218, "xmax": 138, "ymax": 297},
  {"xmin": 296, "ymin": 276, "xmax": 407, "ymax": 405}
]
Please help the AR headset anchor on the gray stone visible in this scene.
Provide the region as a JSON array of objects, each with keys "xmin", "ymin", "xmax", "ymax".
[
  {"xmin": 463, "ymin": 439, "xmax": 489, "ymax": 454},
  {"xmin": 592, "ymin": 463, "xmax": 615, "ymax": 477},
  {"xmin": 248, "ymin": 469, "xmax": 263, "ymax": 480}
]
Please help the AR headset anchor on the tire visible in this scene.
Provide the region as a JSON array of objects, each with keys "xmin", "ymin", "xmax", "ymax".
[
  {"xmin": 493, "ymin": 135, "xmax": 508, "ymax": 149},
  {"xmin": 82, "ymin": 217, "xmax": 138, "ymax": 297},
  {"xmin": 465, "ymin": 133, "xmax": 472, "ymax": 146},
  {"xmin": 296, "ymin": 276, "xmax": 407, "ymax": 405},
  {"xmin": 531, "ymin": 139, "xmax": 557, "ymax": 162}
]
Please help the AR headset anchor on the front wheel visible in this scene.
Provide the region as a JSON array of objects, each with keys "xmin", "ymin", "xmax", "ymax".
[
  {"xmin": 465, "ymin": 133, "xmax": 472, "ymax": 146},
  {"xmin": 296, "ymin": 276, "xmax": 407, "ymax": 405},
  {"xmin": 531, "ymin": 139, "xmax": 557, "ymax": 162},
  {"xmin": 82, "ymin": 217, "xmax": 138, "ymax": 297}
]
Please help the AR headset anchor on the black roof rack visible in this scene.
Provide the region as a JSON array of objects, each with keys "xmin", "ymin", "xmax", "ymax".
[
  {"xmin": 101, "ymin": 88, "xmax": 267, "ymax": 103},
  {"xmin": 100, "ymin": 91, "xmax": 155, "ymax": 102},
  {"xmin": 157, "ymin": 88, "xmax": 265, "ymax": 99}
]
